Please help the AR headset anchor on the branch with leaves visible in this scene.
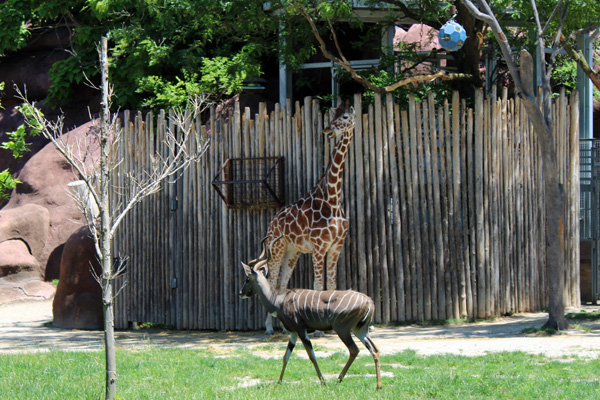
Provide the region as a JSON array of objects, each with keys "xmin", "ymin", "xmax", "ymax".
[
  {"xmin": 560, "ymin": 33, "xmax": 600, "ymax": 91},
  {"xmin": 292, "ymin": 1, "xmax": 472, "ymax": 94}
]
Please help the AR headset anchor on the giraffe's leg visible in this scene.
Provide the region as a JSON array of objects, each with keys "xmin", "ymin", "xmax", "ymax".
[
  {"xmin": 325, "ymin": 243, "xmax": 344, "ymax": 291},
  {"xmin": 325, "ymin": 225, "xmax": 348, "ymax": 291},
  {"xmin": 275, "ymin": 248, "xmax": 301, "ymax": 334},
  {"xmin": 311, "ymin": 250, "xmax": 327, "ymax": 337},
  {"xmin": 311, "ymin": 250, "xmax": 326, "ymax": 292},
  {"xmin": 264, "ymin": 239, "xmax": 286, "ymax": 335},
  {"xmin": 276, "ymin": 249, "xmax": 301, "ymax": 294}
]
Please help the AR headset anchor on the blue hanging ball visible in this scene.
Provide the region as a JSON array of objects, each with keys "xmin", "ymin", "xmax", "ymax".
[{"xmin": 438, "ymin": 19, "xmax": 467, "ymax": 52}]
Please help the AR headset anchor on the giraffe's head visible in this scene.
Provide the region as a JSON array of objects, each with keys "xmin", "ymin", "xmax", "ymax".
[{"xmin": 323, "ymin": 100, "xmax": 355, "ymax": 139}]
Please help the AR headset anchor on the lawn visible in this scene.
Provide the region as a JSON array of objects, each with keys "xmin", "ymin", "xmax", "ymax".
[{"xmin": 1, "ymin": 346, "xmax": 599, "ymax": 399}]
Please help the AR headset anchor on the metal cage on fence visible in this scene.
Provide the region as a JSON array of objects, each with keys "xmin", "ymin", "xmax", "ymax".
[{"xmin": 211, "ymin": 157, "xmax": 285, "ymax": 210}]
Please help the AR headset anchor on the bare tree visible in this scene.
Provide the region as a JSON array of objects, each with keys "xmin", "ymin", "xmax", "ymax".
[
  {"xmin": 460, "ymin": 0, "xmax": 598, "ymax": 330},
  {"xmin": 16, "ymin": 37, "xmax": 210, "ymax": 400}
]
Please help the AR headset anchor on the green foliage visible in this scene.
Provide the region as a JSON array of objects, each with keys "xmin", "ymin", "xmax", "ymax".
[
  {"xmin": 551, "ymin": 55, "xmax": 577, "ymax": 94},
  {"xmin": 137, "ymin": 73, "xmax": 203, "ymax": 110},
  {"xmin": 0, "ymin": 103, "xmax": 44, "ymax": 200},
  {"xmin": 334, "ymin": 44, "xmax": 453, "ymax": 108},
  {"xmin": 1, "ymin": 0, "xmax": 277, "ymax": 110},
  {"xmin": 492, "ymin": 0, "xmax": 600, "ymax": 47},
  {"xmin": 1, "ymin": 0, "xmax": 596, "ymax": 110},
  {"xmin": 0, "ymin": 170, "xmax": 20, "ymax": 201},
  {"xmin": 0, "ymin": 1, "xmax": 31, "ymax": 54},
  {"xmin": 1, "ymin": 105, "xmax": 42, "ymax": 158}
]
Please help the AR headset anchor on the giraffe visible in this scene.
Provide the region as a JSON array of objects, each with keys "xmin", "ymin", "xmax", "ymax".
[{"xmin": 262, "ymin": 99, "xmax": 356, "ymax": 335}]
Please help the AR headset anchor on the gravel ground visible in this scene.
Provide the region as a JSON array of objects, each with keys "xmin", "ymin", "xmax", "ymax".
[{"xmin": 1, "ymin": 299, "xmax": 600, "ymax": 359}]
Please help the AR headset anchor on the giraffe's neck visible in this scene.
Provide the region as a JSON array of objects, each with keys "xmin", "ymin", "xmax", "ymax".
[{"xmin": 316, "ymin": 128, "xmax": 354, "ymax": 206}]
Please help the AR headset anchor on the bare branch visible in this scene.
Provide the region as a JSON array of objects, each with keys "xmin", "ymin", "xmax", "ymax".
[
  {"xmin": 109, "ymin": 97, "xmax": 211, "ymax": 237},
  {"xmin": 383, "ymin": 72, "xmax": 472, "ymax": 92},
  {"xmin": 540, "ymin": 0, "xmax": 564, "ymax": 35},
  {"xmin": 294, "ymin": 3, "xmax": 382, "ymax": 93},
  {"xmin": 327, "ymin": 19, "xmax": 350, "ymax": 66},
  {"xmin": 89, "ymin": 260, "xmax": 101, "ymax": 285},
  {"xmin": 294, "ymin": 1, "xmax": 473, "ymax": 93},
  {"xmin": 560, "ymin": 34, "xmax": 600, "ymax": 91}
]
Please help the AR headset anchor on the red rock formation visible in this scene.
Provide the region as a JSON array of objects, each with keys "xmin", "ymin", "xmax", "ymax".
[
  {"xmin": 52, "ymin": 225, "xmax": 103, "ymax": 330},
  {"xmin": 0, "ymin": 121, "xmax": 99, "ymax": 307}
]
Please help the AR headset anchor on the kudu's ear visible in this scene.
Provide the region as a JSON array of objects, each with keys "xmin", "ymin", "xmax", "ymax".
[
  {"xmin": 256, "ymin": 263, "xmax": 269, "ymax": 278},
  {"xmin": 241, "ymin": 261, "xmax": 252, "ymax": 276}
]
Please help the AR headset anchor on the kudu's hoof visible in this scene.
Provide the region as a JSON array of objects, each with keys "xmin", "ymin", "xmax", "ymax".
[{"xmin": 313, "ymin": 330, "xmax": 325, "ymax": 338}]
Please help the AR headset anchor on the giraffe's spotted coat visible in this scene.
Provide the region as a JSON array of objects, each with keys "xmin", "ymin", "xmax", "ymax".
[{"xmin": 265, "ymin": 100, "xmax": 356, "ymax": 298}]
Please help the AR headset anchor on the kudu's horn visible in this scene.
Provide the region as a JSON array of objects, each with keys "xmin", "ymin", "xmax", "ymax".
[
  {"xmin": 248, "ymin": 236, "xmax": 270, "ymax": 267},
  {"xmin": 253, "ymin": 234, "xmax": 284, "ymax": 271}
]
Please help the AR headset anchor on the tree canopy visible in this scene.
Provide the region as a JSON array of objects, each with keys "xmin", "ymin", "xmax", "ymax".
[
  {"xmin": 0, "ymin": 0, "xmax": 598, "ymax": 111},
  {"xmin": 0, "ymin": 0, "xmax": 278, "ymax": 109}
]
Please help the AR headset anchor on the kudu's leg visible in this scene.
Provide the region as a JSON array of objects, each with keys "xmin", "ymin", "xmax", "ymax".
[
  {"xmin": 354, "ymin": 327, "xmax": 382, "ymax": 390},
  {"xmin": 298, "ymin": 331, "xmax": 325, "ymax": 384},
  {"xmin": 279, "ymin": 332, "xmax": 298, "ymax": 383},
  {"xmin": 335, "ymin": 330, "xmax": 359, "ymax": 383}
]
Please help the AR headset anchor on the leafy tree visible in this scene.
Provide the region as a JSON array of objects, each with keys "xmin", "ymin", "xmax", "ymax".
[
  {"xmin": 0, "ymin": 0, "xmax": 276, "ymax": 110},
  {"xmin": 1, "ymin": 0, "xmax": 594, "ymax": 112}
]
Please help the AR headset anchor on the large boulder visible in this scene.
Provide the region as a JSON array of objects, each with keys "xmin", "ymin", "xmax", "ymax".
[
  {"xmin": 0, "ymin": 120, "xmax": 100, "ymax": 305},
  {"xmin": 3, "ymin": 120, "xmax": 100, "ymax": 277},
  {"xmin": 0, "ymin": 204, "xmax": 55, "ymax": 302},
  {"xmin": 0, "ymin": 239, "xmax": 39, "ymax": 277},
  {"xmin": 0, "ymin": 203, "xmax": 50, "ymax": 259},
  {"xmin": 53, "ymin": 225, "xmax": 103, "ymax": 330},
  {"xmin": 0, "ymin": 239, "xmax": 48, "ymax": 303}
]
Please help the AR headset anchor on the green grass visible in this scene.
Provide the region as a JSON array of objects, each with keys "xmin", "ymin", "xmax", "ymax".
[
  {"xmin": 1, "ymin": 348, "xmax": 599, "ymax": 399},
  {"xmin": 566, "ymin": 310, "xmax": 600, "ymax": 321}
]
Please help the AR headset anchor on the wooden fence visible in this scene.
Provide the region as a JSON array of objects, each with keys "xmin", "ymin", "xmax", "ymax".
[{"xmin": 112, "ymin": 89, "xmax": 580, "ymax": 330}]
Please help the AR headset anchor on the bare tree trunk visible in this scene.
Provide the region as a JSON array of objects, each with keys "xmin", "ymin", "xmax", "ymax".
[
  {"xmin": 98, "ymin": 36, "xmax": 117, "ymax": 400},
  {"xmin": 461, "ymin": 0, "xmax": 573, "ymax": 330}
]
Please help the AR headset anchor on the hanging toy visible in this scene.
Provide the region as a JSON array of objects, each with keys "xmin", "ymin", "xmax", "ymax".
[{"xmin": 438, "ymin": 15, "xmax": 467, "ymax": 52}]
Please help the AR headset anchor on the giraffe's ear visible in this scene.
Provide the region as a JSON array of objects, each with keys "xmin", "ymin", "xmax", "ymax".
[{"xmin": 349, "ymin": 106, "xmax": 355, "ymax": 115}]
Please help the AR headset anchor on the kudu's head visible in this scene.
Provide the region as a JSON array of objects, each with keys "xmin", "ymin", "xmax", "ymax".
[
  {"xmin": 323, "ymin": 99, "xmax": 355, "ymax": 139},
  {"xmin": 239, "ymin": 236, "xmax": 274, "ymax": 299}
]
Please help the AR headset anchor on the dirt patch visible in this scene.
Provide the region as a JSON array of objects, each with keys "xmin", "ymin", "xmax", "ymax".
[{"xmin": 1, "ymin": 299, "xmax": 600, "ymax": 359}]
